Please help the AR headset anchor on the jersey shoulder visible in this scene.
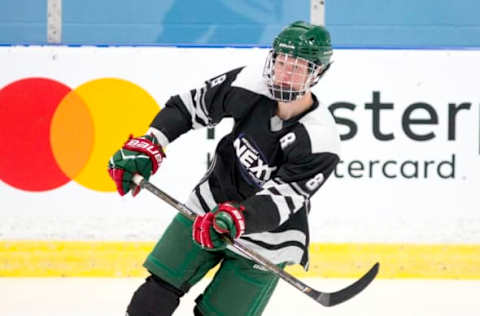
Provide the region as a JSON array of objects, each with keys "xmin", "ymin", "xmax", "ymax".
[
  {"xmin": 230, "ymin": 63, "xmax": 273, "ymax": 99},
  {"xmin": 206, "ymin": 66, "xmax": 244, "ymax": 88},
  {"xmin": 296, "ymin": 101, "xmax": 341, "ymax": 156}
]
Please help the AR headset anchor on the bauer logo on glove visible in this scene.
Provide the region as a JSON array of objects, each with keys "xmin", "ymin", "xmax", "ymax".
[
  {"xmin": 123, "ymin": 138, "xmax": 164, "ymax": 169},
  {"xmin": 108, "ymin": 134, "xmax": 165, "ymax": 196}
]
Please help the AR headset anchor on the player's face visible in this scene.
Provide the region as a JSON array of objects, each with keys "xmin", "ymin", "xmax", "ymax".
[{"xmin": 273, "ymin": 54, "xmax": 311, "ymax": 91}]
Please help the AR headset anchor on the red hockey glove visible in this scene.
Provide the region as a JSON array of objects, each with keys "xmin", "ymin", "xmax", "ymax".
[
  {"xmin": 108, "ymin": 134, "xmax": 165, "ymax": 196},
  {"xmin": 193, "ymin": 202, "xmax": 246, "ymax": 251}
]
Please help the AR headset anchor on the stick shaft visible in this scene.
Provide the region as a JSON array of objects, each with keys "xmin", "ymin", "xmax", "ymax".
[
  {"xmin": 132, "ymin": 175, "xmax": 379, "ymax": 307},
  {"xmin": 133, "ymin": 175, "xmax": 312, "ymax": 294}
]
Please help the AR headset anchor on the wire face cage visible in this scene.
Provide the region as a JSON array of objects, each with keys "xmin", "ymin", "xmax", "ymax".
[{"xmin": 263, "ymin": 50, "xmax": 323, "ymax": 102}]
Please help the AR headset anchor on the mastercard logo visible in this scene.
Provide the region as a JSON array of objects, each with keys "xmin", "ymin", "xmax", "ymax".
[{"xmin": 0, "ymin": 77, "xmax": 160, "ymax": 192}]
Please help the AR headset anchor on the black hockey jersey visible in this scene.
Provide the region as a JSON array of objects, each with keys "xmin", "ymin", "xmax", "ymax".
[{"xmin": 148, "ymin": 64, "xmax": 340, "ymax": 268}]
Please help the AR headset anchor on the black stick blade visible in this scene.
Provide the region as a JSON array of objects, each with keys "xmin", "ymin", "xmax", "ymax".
[{"xmin": 311, "ymin": 262, "xmax": 379, "ymax": 307}]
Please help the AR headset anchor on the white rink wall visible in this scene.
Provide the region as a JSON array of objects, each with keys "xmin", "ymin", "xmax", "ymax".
[{"xmin": 0, "ymin": 46, "xmax": 479, "ymax": 245}]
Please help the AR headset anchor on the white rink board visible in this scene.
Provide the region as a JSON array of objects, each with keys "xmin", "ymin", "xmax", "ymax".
[{"xmin": 0, "ymin": 46, "xmax": 479, "ymax": 244}]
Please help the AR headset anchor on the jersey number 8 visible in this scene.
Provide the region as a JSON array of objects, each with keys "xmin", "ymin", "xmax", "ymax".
[{"xmin": 306, "ymin": 173, "xmax": 325, "ymax": 191}]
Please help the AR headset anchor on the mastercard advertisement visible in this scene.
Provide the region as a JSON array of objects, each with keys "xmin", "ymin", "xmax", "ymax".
[
  {"xmin": 0, "ymin": 46, "xmax": 259, "ymax": 201},
  {"xmin": 0, "ymin": 46, "xmax": 479, "ymax": 242},
  {"xmin": 0, "ymin": 46, "xmax": 260, "ymax": 224},
  {"xmin": 1, "ymin": 47, "xmax": 479, "ymax": 279},
  {"xmin": 0, "ymin": 77, "xmax": 161, "ymax": 193}
]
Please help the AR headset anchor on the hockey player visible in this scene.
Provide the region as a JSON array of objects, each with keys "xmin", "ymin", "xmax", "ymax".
[{"xmin": 108, "ymin": 21, "xmax": 340, "ymax": 316}]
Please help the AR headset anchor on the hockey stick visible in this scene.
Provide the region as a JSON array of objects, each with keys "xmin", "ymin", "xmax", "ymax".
[{"xmin": 132, "ymin": 174, "xmax": 379, "ymax": 307}]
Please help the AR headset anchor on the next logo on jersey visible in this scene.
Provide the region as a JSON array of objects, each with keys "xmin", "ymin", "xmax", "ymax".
[{"xmin": 234, "ymin": 135, "xmax": 277, "ymax": 187}]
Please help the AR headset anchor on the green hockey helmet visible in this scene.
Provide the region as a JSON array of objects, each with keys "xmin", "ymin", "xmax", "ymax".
[
  {"xmin": 263, "ymin": 21, "xmax": 333, "ymax": 102},
  {"xmin": 273, "ymin": 21, "xmax": 332, "ymax": 66}
]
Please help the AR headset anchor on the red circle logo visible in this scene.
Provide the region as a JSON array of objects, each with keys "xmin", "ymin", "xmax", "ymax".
[{"xmin": 0, "ymin": 77, "xmax": 160, "ymax": 192}]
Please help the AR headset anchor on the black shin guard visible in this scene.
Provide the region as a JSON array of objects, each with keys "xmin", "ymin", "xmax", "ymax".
[{"xmin": 127, "ymin": 274, "xmax": 184, "ymax": 316}]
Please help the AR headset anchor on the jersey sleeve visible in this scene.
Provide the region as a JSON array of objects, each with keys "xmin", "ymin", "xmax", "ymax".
[
  {"xmin": 147, "ymin": 67, "xmax": 246, "ymax": 146},
  {"xmin": 242, "ymin": 120, "xmax": 341, "ymax": 234}
]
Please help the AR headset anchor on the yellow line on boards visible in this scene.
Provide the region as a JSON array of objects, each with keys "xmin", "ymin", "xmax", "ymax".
[{"xmin": 0, "ymin": 241, "xmax": 479, "ymax": 279}]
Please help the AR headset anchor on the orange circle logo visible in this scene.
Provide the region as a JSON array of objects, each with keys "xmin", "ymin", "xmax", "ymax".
[{"xmin": 0, "ymin": 77, "xmax": 160, "ymax": 192}]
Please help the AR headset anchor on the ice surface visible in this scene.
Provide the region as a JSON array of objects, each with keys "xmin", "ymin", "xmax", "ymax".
[{"xmin": 2, "ymin": 277, "xmax": 479, "ymax": 316}]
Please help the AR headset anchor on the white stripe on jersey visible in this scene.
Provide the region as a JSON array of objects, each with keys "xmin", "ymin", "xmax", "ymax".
[
  {"xmin": 266, "ymin": 194, "xmax": 291, "ymax": 223},
  {"xmin": 198, "ymin": 180, "xmax": 217, "ymax": 211},
  {"xmin": 265, "ymin": 179, "xmax": 307, "ymax": 202},
  {"xmin": 272, "ymin": 177, "xmax": 310, "ymax": 200},
  {"xmin": 231, "ymin": 64, "xmax": 273, "ymax": 99},
  {"xmin": 194, "ymin": 87, "xmax": 210, "ymax": 123},
  {"xmin": 179, "ymin": 89, "xmax": 209, "ymax": 129},
  {"xmin": 258, "ymin": 178, "xmax": 307, "ymax": 225},
  {"xmin": 185, "ymin": 190, "xmax": 206, "ymax": 215},
  {"xmin": 197, "ymin": 86, "xmax": 209, "ymax": 123},
  {"xmin": 299, "ymin": 102, "xmax": 341, "ymax": 156},
  {"xmin": 190, "ymin": 178, "xmax": 308, "ymax": 266},
  {"xmin": 244, "ymin": 229, "xmax": 306, "ymax": 246},
  {"xmin": 290, "ymin": 181, "xmax": 310, "ymax": 199},
  {"xmin": 147, "ymin": 127, "xmax": 170, "ymax": 147}
]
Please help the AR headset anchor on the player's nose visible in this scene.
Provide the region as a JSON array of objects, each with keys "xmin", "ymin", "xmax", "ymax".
[{"xmin": 278, "ymin": 67, "xmax": 293, "ymax": 81}]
